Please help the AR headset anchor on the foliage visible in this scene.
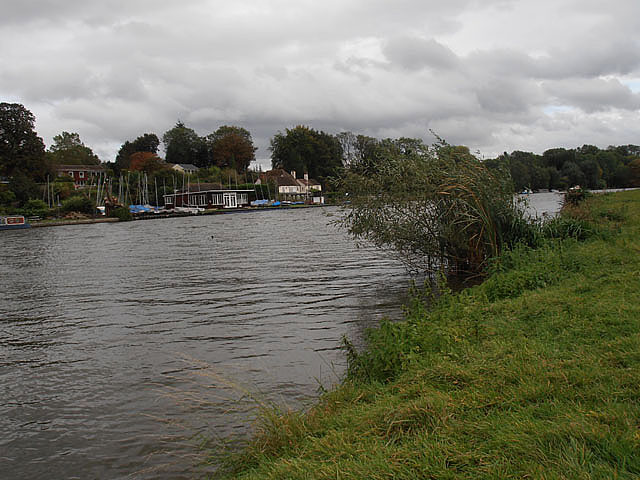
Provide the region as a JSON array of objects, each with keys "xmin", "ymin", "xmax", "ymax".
[
  {"xmin": 338, "ymin": 139, "xmax": 534, "ymax": 274},
  {"xmin": 493, "ymin": 144, "xmax": 640, "ymax": 192},
  {"xmin": 206, "ymin": 125, "xmax": 256, "ymax": 172},
  {"xmin": 129, "ymin": 152, "xmax": 167, "ymax": 173},
  {"xmin": 270, "ymin": 125, "xmax": 343, "ymax": 185},
  {"xmin": 163, "ymin": 121, "xmax": 209, "ymax": 167},
  {"xmin": 0, "ymin": 102, "xmax": 48, "ymax": 180},
  {"xmin": 22, "ymin": 199, "xmax": 49, "ymax": 218},
  {"xmin": 0, "ymin": 186, "xmax": 16, "ymax": 208},
  {"xmin": 109, "ymin": 206, "xmax": 132, "ymax": 221},
  {"xmin": 61, "ymin": 195, "xmax": 94, "ymax": 214},
  {"xmin": 220, "ymin": 191, "xmax": 640, "ymax": 480},
  {"xmin": 8, "ymin": 172, "xmax": 40, "ymax": 205},
  {"xmin": 47, "ymin": 131, "xmax": 100, "ymax": 165},
  {"xmin": 115, "ymin": 133, "xmax": 160, "ymax": 172}
]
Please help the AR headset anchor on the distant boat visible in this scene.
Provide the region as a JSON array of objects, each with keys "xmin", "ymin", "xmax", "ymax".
[
  {"xmin": 0, "ymin": 216, "xmax": 30, "ymax": 230},
  {"xmin": 520, "ymin": 188, "xmax": 533, "ymax": 195}
]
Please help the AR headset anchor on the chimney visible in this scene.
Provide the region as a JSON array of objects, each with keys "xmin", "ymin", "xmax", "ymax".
[
  {"xmin": 304, "ymin": 172, "xmax": 309, "ymax": 181},
  {"xmin": 291, "ymin": 171, "xmax": 296, "ymax": 179}
]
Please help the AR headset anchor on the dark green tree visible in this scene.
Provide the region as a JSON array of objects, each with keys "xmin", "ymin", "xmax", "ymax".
[
  {"xmin": 543, "ymin": 148, "xmax": 575, "ymax": 170},
  {"xmin": 0, "ymin": 103, "xmax": 47, "ymax": 180},
  {"xmin": 270, "ymin": 125, "xmax": 342, "ymax": 183},
  {"xmin": 206, "ymin": 126, "xmax": 256, "ymax": 172},
  {"xmin": 115, "ymin": 133, "xmax": 160, "ymax": 172},
  {"xmin": 163, "ymin": 122, "xmax": 208, "ymax": 167},
  {"xmin": 48, "ymin": 131, "xmax": 100, "ymax": 165}
]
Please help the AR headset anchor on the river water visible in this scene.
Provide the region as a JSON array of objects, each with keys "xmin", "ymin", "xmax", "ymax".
[
  {"xmin": 0, "ymin": 194, "xmax": 563, "ymax": 479},
  {"xmin": 1, "ymin": 207, "xmax": 412, "ymax": 479}
]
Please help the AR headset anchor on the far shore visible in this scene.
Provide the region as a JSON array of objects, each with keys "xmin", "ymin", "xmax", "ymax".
[{"xmin": 29, "ymin": 203, "xmax": 327, "ymax": 228}]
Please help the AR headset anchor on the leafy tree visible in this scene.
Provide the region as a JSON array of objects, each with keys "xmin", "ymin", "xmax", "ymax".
[
  {"xmin": 8, "ymin": 172, "xmax": 40, "ymax": 204},
  {"xmin": 129, "ymin": 152, "xmax": 166, "ymax": 174},
  {"xmin": 336, "ymin": 132, "xmax": 381, "ymax": 173},
  {"xmin": 115, "ymin": 133, "xmax": 160, "ymax": 172},
  {"xmin": 48, "ymin": 131, "xmax": 100, "ymax": 165},
  {"xmin": 270, "ymin": 125, "xmax": 342, "ymax": 184},
  {"xmin": 578, "ymin": 158, "xmax": 602, "ymax": 189},
  {"xmin": 629, "ymin": 159, "xmax": 640, "ymax": 187},
  {"xmin": 560, "ymin": 161, "xmax": 587, "ymax": 188},
  {"xmin": 0, "ymin": 103, "xmax": 48, "ymax": 180},
  {"xmin": 163, "ymin": 121, "xmax": 208, "ymax": 167},
  {"xmin": 206, "ymin": 125, "xmax": 256, "ymax": 172},
  {"xmin": 337, "ymin": 140, "xmax": 533, "ymax": 274},
  {"xmin": 543, "ymin": 148, "xmax": 575, "ymax": 170}
]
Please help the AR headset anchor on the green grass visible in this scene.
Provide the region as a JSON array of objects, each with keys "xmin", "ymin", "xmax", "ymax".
[{"xmin": 213, "ymin": 190, "xmax": 640, "ymax": 479}]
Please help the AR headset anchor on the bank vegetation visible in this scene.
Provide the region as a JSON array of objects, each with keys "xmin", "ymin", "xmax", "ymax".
[{"xmin": 213, "ymin": 183, "xmax": 640, "ymax": 478}]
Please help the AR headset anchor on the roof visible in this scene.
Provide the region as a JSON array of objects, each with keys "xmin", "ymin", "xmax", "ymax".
[
  {"xmin": 172, "ymin": 163, "xmax": 199, "ymax": 170},
  {"xmin": 297, "ymin": 178, "xmax": 321, "ymax": 187},
  {"xmin": 171, "ymin": 182, "xmax": 253, "ymax": 194},
  {"xmin": 56, "ymin": 164, "xmax": 105, "ymax": 171},
  {"xmin": 257, "ymin": 169, "xmax": 299, "ymax": 187}
]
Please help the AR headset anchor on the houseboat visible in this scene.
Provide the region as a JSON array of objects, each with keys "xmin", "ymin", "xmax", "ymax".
[
  {"xmin": 163, "ymin": 183, "xmax": 253, "ymax": 210},
  {"xmin": 0, "ymin": 216, "xmax": 30, "ymax": 230}
]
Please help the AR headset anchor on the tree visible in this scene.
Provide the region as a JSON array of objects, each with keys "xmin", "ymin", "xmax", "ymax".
[
  {"xmin": 162, "ymin": 121, "xmax": 208, "ymax": 167},
  {"xmin": 129, "ymin": 152, "xmax": 167, "ymax": 174},
  {"xmin": 48, "ymin": 131, "xmax": 100, "ymax": 165},
  {"xmin": 206, "ymin": 126, "xmax": 256, "ymax": 172},
  {"xmin": 0, "ymin": 103, "xmax": 47, "ymax": 180},
  {"xmin": 115, "ymin": 133, "xmax": 160, "ymax": 172},
  {"xmin": 270, "ymin": 125, "xmax": 342, "ymax": 184},
  {"xmin": 543, "ymin": 148, "xmax": 575, "ymax": 170},
  {"xmin": 337, "ymin": 140, "xmax": 533, "ymax": 274},
  {"xmin": 629, "ymin": 158, "xmax": 640, "ymax": 187},
  {"xmin": 560, "ymin": 161, "xmax": 587, "ymax": 188}
]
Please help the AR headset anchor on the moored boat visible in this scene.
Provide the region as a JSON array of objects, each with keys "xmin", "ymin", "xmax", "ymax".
[{"xmin": 0, "ymin": 215, "xmax": 31, "ymax": 230}]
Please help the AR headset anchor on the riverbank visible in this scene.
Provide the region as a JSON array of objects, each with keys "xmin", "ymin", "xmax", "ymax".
[
  {"xmin": 29, "ymin": 203, "xmax": 325, "ymax": 228},
  {"xmin": 216, "ymin": 190, "xmax": 640, "ymax": 479}
]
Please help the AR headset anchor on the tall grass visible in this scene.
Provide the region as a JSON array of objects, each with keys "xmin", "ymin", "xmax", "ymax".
[{"xmin": 217, "ymin": 190, "xmax": 640, "ymax": 480}]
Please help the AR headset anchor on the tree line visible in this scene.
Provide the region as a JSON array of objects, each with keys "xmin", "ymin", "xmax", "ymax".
[
  {"xmin": 1, "ymin": 102, "xmax": 639, "ymax": 215},
  {"xmin": 486, "ymin": 146, "xmax": 640, "ymax": 191}
]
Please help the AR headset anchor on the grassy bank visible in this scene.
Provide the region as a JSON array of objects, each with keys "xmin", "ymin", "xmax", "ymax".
[{"xmin": 215, "ymin": 190, "xmax": 640, "ymax": 479}]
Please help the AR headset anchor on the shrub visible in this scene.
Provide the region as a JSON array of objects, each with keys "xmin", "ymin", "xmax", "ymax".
[
  {"xmin": 62, "ymin": 195, "xmax": 94, "ymax": 214},
  {"xmin": 109, "ymin": 206, "xmax": 132, "ymax": 221},
  {"xmin": 23, "ymin": 199, "xmax": 49, "ymax": 218},
  {"xmin": 337, "ymin": 140, "xmax": 537, "ymax": 274}
]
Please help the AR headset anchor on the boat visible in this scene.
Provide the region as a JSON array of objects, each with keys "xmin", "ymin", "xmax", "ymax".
[{"xmin": 0, "ymin": 215, "xmax": 31, "ymax": 230}]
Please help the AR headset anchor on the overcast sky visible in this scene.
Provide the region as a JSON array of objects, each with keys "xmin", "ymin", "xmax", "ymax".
[{"xmin": 1, "ymin": 0, "xmax": 639, "ymax": 168}]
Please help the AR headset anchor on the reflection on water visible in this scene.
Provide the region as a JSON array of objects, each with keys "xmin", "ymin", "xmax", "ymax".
[{"xmin": 0, "ymin": 207, "xmax": 411, "ymax": 479}]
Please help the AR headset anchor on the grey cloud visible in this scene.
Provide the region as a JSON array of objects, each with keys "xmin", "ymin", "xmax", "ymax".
[
  {"xmin": 2, "ymin": 0, "xmax": 639, "ymax": 162},
  {"xmin": 538, "ymin": 41, "xmax": 640, "ymax": 79},
  {"xmin": 383, "ymin": 36, "xmax": 458, "ymax": 71},
  {"xmin": 475, "ymin": 78, "xmax": 543, "ymax": 114},
  {"xmin": 543, "ymin": 78, "xmax": 640, "ymax": 113}
]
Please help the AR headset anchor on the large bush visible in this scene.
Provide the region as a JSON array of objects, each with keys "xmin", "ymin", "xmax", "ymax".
[
  {"xmin": 62, "ymin": 195, "xmax": 94, "ymax": 214},
  {"xmin": 23, "ymin": 199, "xmax": 49, "ymax": 218},
  {"xmin": 337, "ymin": 141, "xmax": 536, "ymax": 274}
]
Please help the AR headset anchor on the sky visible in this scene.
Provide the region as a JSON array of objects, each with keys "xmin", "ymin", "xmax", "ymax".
[{"xmin": 1, "ymin": 0, "xmax": 639, "ymax": 169}]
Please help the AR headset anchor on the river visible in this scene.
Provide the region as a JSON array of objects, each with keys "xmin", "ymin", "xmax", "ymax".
[
  {"xmin": 1, "ymin": 207, "xmax": 413, "ymax": 479},
  {"xmin": 0, "ymin": 194, "xmax": 563, "ymax": 479}
]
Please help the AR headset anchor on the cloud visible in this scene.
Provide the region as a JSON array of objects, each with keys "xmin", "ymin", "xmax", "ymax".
[
  {"xmin": 1, "ymin": 0, "xmax": 639, "ymax": 163},
  {"xmin": 383, "ymin": 36, "xmax": 458, "ymax": 71}
]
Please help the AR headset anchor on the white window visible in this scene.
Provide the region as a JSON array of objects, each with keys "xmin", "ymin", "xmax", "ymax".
[
  {"xmin": 165, "ymin": 196, "xmax": 173, "ymax": 204},
  {"xmin": 199, "ymin": 194, "xmax": 206, "ymax": 205},
  {"xmin": 79, "ymin": 171, "xmax": 85, "ymax": 178}
]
